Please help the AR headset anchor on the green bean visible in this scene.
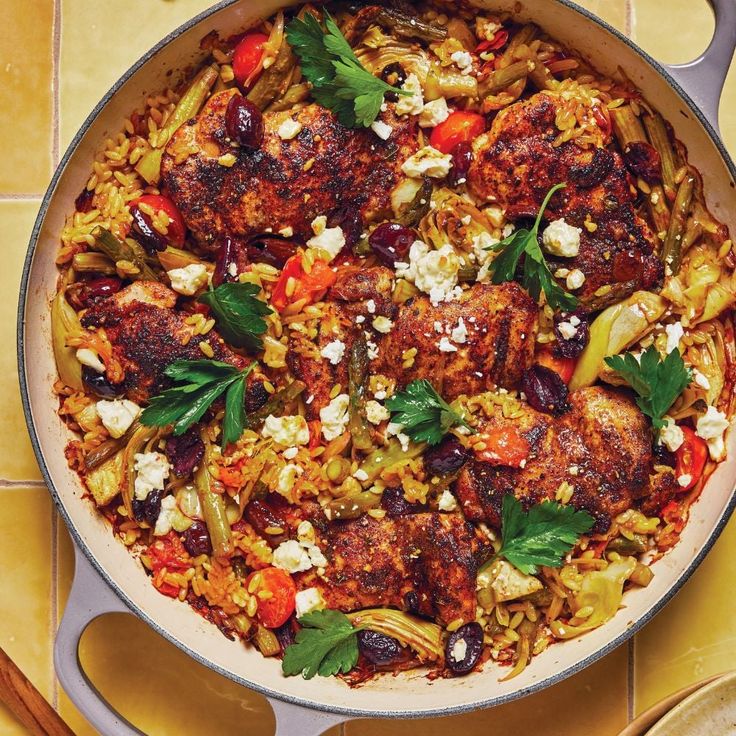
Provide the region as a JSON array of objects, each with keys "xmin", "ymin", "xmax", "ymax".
[
  {"xmin": 661, "ymin": 172, "xmax": 695, "ymax": 274},
  {"xmin": 324, "ymin": 491, "xmax": 381, "ymax": 520},
  {"xmin": 266, "ymin": 83, "xmax": 311, "ymax": 113},
  {"xmin": 247, "ymin": 40, "xmax": 295, "ymax": 110},
  {"xmin": 372, "ymin": 7, "xmax": 447, "ymax": 42},
  {"xmin": 643, "ymin": 113, "xmax": 678, "ymax": 192},
  {"xmin": 71, "ymin": 252, "xmax": 116, "ymax": 275},
  {"xmin": 479, "ymin": 60, "xmax": 535, "ymax": 96},
  {"xmin": 348, "ymin": 335, "xmax": 374, "ymax": 452},
  {"xmin": 195, "ymin": 429, "xmax": 233, "ymax": 557},
  {"xmin": 397, "ymin": 178, "xmax": 432, "ymax": 228},
  {"xmin": 358, "ymin": 439, "xmax": 426, "ymax": 484},
  {"xmin": 51, "ymin": 288, "xmax": 84, "ymax": 391},
  {"xmin": 246, "ymin": 380, "xmax": 306, "ymax": 428},
  {"xmin": 93, "ymin": 228, "xmax": 160, "ymax": 281},
  {"xmin": 253, "ymin": 624, "xmax": 281, "ymax": 656}
]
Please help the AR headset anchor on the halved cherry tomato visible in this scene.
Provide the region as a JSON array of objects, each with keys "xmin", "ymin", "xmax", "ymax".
[
  {"xmin": 475, "ymin": 423, "xmax": 529, "ymax": 468},
  {"xmin": 674, "ymin": 426, "xmax": 708, "ymax": 492},
  {"xmin": 246, "ymin": 567, "xmax": 296, "ymax": 628},
  {"xmin": 475, "ymin": 29, "xmax": 508, "ymax": 53},
  {"xmin": 429, "ymin": 111, "xmax": 486, "ymax": 154},
  {"xmin": 233, "ymin": 32, "xmax": 269, "ymax": 89},
  {"xmin": 535, "ymin": 346, "xmax": 576, "ymax": 385},
  {"xmin": 271, "ymin": 255, "xmax": 337, "ymax": 312},
  {"xmin": 131, "ymin": 194, "xmax": 186, "ymax": 247}
]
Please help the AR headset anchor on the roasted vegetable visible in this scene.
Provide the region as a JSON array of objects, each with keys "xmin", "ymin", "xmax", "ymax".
[
  {"xmin": 195, "ymin": 429, "xmax": 233, "ymax": 557},
  {"xmin": 246, "ymin": 380, "xmax": 306, "ymax": 428},
  {"xmin": 157, "ymin": 246, "xmax": 206, "ymax": 272},
  {"xmin": 324, "ymin": 491, "xmax": 381, "ymax": 520},
  {"xmin": 247, "ymin": 36, "xmax": 295, "ymax": 110},
  {"xmin": 661, "ymin": 172, "xmax": 695, "ymax": 274},
  {"xmin": 119, "ymin": 423, "xmax": 160, "ymax": 521},
  {"xmin": 51, "ymin": 288, "xmax": 84, "ymax": 391},
  {"xmin": 253, "ymin": 623, "xmax": 281, "ymax": 656},
  {"xmin": 93, "ymin": 228, "xmax": 160, "ymax": 281},
  {"xmin": 348, "ymin": 336, "xmax": 374, "ymax": 452},
  {"xmin": 85, "ymin": 420, "xmax": 142, "ymax": 472},
  {"xmin": 71, "ymin": 252, "xmax": 116, "ymax": 275},
  {"xmin": 85, "ymin": 451, "xmax": 125, "ymax": 507},
  {"xmin": 358, "ymin": 439, "xmax": 425, "ymax": 484}
]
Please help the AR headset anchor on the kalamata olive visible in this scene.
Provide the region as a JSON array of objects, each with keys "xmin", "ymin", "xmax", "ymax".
[
  {"xmin": 274, "ymin": 619, "xmax": 297, "ymax": 651},
  {"xmin": 423, "ymin": 435, "xmax": 470, "ymax": 476},
  {"xmin": 368, "ymin": 222, "xmax": 415, "ymax": 266},
  {"xmin": 522, "ymin": 364, "xmax": 570, "ymax": 417},
  {"xmin": 182, "ymin": 520, "xmax": 213, "ymax": 556},
  {"xmin": 74, "ymin": 188, "xmax": 95, "ymax": 213},
  {"xmin": 445, "ymin": 622, "xmax": 483, "ymax": 675},
  {"xmin": 245, "ymin": 235, "xmax": 298, "ymax": 269},
  {"xmin": 653, "ymin": 442, "xmax": 676, "ymax": 468},
  {"xmin": 213, "ymin": 237, "xmax": 241, "ymax": 286},
  {"xmin": 82, "ymin": 366, "xmax": 122, "ymax": 399},
  {"xmin": 404, "ymin": 590, "xmax": 421, "ymax": 614},
  {"xmin": 130, "ymin": 205, "xmax": 168, "ymax": 254},
  {"xmin": 328, "ymin": 204, "xmax": 363, "ymax": 251},
  {"xmin": 623, "ymin": 141, "xmax": 662, "ymax": 185},
  {"xmin": 553, "ymin": 310, "xmax": 590, "ymax": 359},
  {"xmin": 381, "ymin": 487, "xmax": 423, "ymax": 516},
  {"xmin": 243, "ymin": 498, "xmax": 288, "ymax": 547},
  {"xmin": 225, "ymin": 95, "xmax": 264, "ymax": 149},
  {"xmin": 165, "ymin": 428, "xmax": 205, "ymax": 478},
  {"xmin": 447, "ymin": 141, "xmax": 473, "ymax": 188},
  {"xmin": 132, "ymin": 488, "xmax": 164, "ymax": 526},
  {"xmin": 357, "ymin": 629, "xmax": 406, "ymax": 666},
  {"xmin": 68, "ymin": 276, "xmax": 123, "ymax": 310},
  {"xmin": 381, "ymin": 62, "xmax": 407, "ymax": 102},
  {"xmin": 244, "ymin": 381, "xmax": 270, "ymax": 413}
]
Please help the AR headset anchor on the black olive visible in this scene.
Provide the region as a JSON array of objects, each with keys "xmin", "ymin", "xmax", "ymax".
[
  {"xmin": 445, "ymin": 622, "xmax": 483, "ymax": 675},
  {"xmin": 447, "ymin": 141, "xmax": 473, "ymax": 188},
  {"xmin": 132, "ymin": 488, "xmax": 164, "ymax": 526},
  {"xmin": 244, "ymin": 381, "xmax": 270, "ymax": 413},
  {"xmin": 653, "ymin": 442, "xmax": 676, "ymax": 468},
  {"xmin": 328, "ymin": 204, "xmax": 363, "ymax": 251},
  {"xmin": 522, "ymin": 364, "xmax": 570, "ymax": 416},
  {"xmin": 130, "ymin": 206, "xmax": 167, "ymax": 254},
  {"xmin": 423, "ymin": 435, "xmax": 470, "ymax": 476},
  {"xmin": 381, "ymin": 62, "xmax": 407, "ymax": 102},
  {"xmin": 553, "ymin": 310, "xmax": 590, "ymax": 359},
  {"xmin": 368, "ymin": 222, "xmax": 415, "ymax": 266},
  {"xmin": 274, "ymin": 619, "xmax": 297, "ymax": 651},
  {"xmin": 82, "ymin": 366, "xmax": 122, "ymax": 399},
  {"xmin": 225, "ymin": 95, "xmax": 264, "ymax": 149},
  {"xmin": 357, "ymin": 629, "xmax": 405, "ymax": 666},
  {"xmin": 165, "ymin": 428, "xmax": 204, "ymax": 478},
  {"xmin": 404, "ymin": 590, "xmax": 421, "ymax": 614},
  {"xmin": 381, "ymin": 487, "xmax": 423, "ymax": 516},
  {"xmin": 182, "ymin": 520, "xmax": 212, "ymax": 556},
  {"xmin": 245, "ymin": 235, "xmax": 298, "ymax": 269}
]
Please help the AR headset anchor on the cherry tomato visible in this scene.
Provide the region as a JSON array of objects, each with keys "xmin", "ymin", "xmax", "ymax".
[
  {"xmin": 475, "ymin": 29, "xmax": 508, "ymax": 53},
  {"xmin": 429, "ymin": 111, "xmax": 486, "ymax": 154},
  {"xmin": 535, "ymin": 346, "xmax": 576, "ymax": 385},
  {"xmin": 674, "ymin": 426, "xmax": 708, "ymax": 492},
  {"xmin": 131, "ymin": 194, "xmax": 186, "ymax": 247},
  {"xmin": 246, "ymin": 567, "xmax": 296, "ymax": 628},
  {"xmin": 475, "ymin": 424, "xmax": 529, "ymax": 468},
  {"xmin": 233, "ymin": 32, "xmax": 269, "ymax": 89},
  {"xmin": 271, "ymin": 255, "xmax": 337, "ymax": 311}
]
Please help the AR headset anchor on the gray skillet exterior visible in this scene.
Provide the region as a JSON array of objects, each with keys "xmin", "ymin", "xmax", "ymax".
[{"xmin": 16, "ymin": 0, "xmax": 736, "ymax": 733}]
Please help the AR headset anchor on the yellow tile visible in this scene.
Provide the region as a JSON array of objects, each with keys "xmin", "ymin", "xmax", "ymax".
[
  {"xmin": 0, "ymin": 201, "xmax": 43, "ymax": 481},
  {"xmin": 633, "ymin": 516, "xmax": 736, "ymax": 714},
  {"xmin": 0, "ymin": 0, "xmax": 53, "ymax": 193},
  {"xmin": 347, "ymin": 644, "xmax": 629, "ymax": 736},
  {"xmin": 0, "ymin": 487, "xmax": 53, "ymax": 736},
  {"xmin": 573, "ymin": 0, "xmax": 628, "ymax": 34},
  {"xmin": 720, "ymin": 63, "xmax": 736, "ymax": 158}
]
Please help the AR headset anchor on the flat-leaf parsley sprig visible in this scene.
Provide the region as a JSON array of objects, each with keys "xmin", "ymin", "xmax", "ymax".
[
  {"xmin": 488, "ymin": 182, "xmax": 578, "ymax": 311},
  {"xmin": 286, "ymin": 11, "xmax": 409, "ymax": 128}
]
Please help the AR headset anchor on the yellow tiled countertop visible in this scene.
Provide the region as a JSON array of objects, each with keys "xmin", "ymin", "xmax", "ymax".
[{"xmin": 1, "ymin": 1, "xmax": 734, "ymax": 734}]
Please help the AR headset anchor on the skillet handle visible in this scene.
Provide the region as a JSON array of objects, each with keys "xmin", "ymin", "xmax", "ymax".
[
  {"xmin": 267, "ymin": 698, "xmax": 353, "ymax": 735},
  {"xmin": 662, "ymin": 0, "xmax": 736, "ymax": 133},
  {"xmin": 54, "ymin": 545, "xmax": 144, "ymax": 736}
]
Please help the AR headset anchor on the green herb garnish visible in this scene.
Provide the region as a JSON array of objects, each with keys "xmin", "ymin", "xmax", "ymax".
[
  {"xmin": 140, "ymin": 359, "xmax": 256, "ymax": 447},
  {"xmin": 286, "ymin": 11, "xmax": 408, "ymax": 128},
  {"xmin": 282, "ymin": 609, "xmax": 363, "ymax": 679},
  {"xmin": 604, "ymin": 345, "xmax": 692, "ymax": 431},
  {"xmin": 198, "ymin": 283, "xmax": 272, "ymax": 352},
  {"xmin": 486, "ymin": 495, "xmax": 596, "ymax": 575},
  {"xmin": 488, "ymin": 182, "xmax": 578, "ymax": 311},
  {"xmin": 385, "ymin": 379, "xmax": 472, "ymax": 446}
]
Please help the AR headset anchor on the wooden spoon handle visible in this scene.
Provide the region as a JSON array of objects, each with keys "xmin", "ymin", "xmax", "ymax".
[{"xmin": 0, "ymin": 645, "xmax": 75, "ymax": 735}]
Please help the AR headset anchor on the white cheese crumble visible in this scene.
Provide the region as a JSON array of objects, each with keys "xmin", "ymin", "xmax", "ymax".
[
  {"xmin": 471, "ymin": 232, "xmax": 499, "ymax": 282},
  {"xmin": 96, "ymin": 399, "xmax": 140, "ymax": 439},
  {"xmin": 261, "ymin": 415, "xmax": 310, "ymax": 446},
  {"xmin": 696, "ymin": 405, "xmax": 730, "ymax": 460},
  {"xmin": 372, "ymin": 316, "xmax": 393, "ymax": 334},
  {"xmin": 320, "ymin": 339, "xmax": 346, "ymax": 365},
  {"xmin": 370, "ymin": 120, "xmax": 393, "ymax": 140},
  {"xmin": 438, "ymin": 489, "xmax": 458, "ymax": 511},
  {"xmin": 319, "ymin": 394, "xmax": 350, "ymax": 441},
  {"xmin": 693, "ymin": 370, "xmax": 711, "ymax": 390},
  {"xmin": 386, "ymin": 422, "xmax": 410, "ymax": 451},
  {"xmin": 282, "ymin": 446, "xmax": 299, "ymax": 460},
  {"xmin": 419, "ymin": 97, "xmax": 450, "ymax": 128},
  {"xmin": 677, "ymin": 474, "xmax": 692, "ymax": 488},
  {"xmin": 451, "ymin": 317, "xmax": 468, "ymax": 344},
  {"xmin": 154, "ymin": 495, "xmax": 178, "ymax": 536},
  {"xmin": 557, "ymin": 320, "xmax": 578, "ymax": 340},
  {"xmin": 365, "ymin": 400, "xmax": 389, "ymax": 425},
  {"xmin": 665, "ymin": 322, "xmax": 685, "ymax": 354},
  {"xmin": 396, "ymin": 241, "xmax": 461, "ymax": 306},
  {"xmin": 438, "ymin": 336, "xmax": 458, "ymax": 353},
  {"xmin": 295, "ymin": 587, "xmax": 325, "ymax": 618},
  {"xmin": 272, "ymin": 538, "xmax": 327, "ymax": 574},
  {"xmin": 167, "ymin": 263, "xmax": 209, "ymax": 296},
  {"xmin": 566, "ymin": 269, "xmax": 586, "ymax": 291},
  {"xmin": 450, "ymin": 638, "xmax": 468, "ymax": 663},
  {"xmin": 307, "ymin": 215, "xmax": 345, "ymax": 261},
  {"xmin": 450, "ymin": 50, "xmax": 473, "ymax": 72},
  {"xmin": 353, "ymin": 468, "xmax": 369, "ymax": 482},
  {"xmin": 76, "ymin": 348, "xmax": 105, "ymax": 374},
  {"xmin": 542, "ymin": 219, "xmax": 582, "ymax": 258},
  {"xmin": 133, "ymin": 452, "xmax": 170, "ymax": 501},
  {"xmin": 395, "ymin": 73, "xmax": 424, "ymax": 115},
  {"xmin": 401, "ymin": 146, "xmax": 453, "ymax": 179},
  {"xmin": 277, "ymin": 117, "xmax": 302, "ymax": 140},
  {"xmin": 658, "ymin": 417, "xmax": 685, "ymax": 453},
  {"xmin": 277, "ymin": 463, "xmax": 303, "ymax": 497}
]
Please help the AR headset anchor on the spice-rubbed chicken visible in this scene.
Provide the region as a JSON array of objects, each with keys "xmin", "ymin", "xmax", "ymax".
[
  {"xmin": 454, "ymin": 385, "xmax": 678, "ymax": 533},
  {"xmin": 161, "ymin": 90, "xmax": 418, "ymax": 249},
  {"xmin": 81, "ymin": 282, "xmax": 247, "ymax": 403},
  {"xmin": 298, "ymin": 512, "xmax": 485, "ymax": 626},
  {"xmin": 469, "ymin": 92, "xmax": 663, "ymax": 303}
]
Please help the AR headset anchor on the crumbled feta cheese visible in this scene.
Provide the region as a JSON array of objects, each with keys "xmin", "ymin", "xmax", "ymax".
[
  {"xmin": 261, "ymin": 415, "xmax": 310, "ymax": 446},
  {"xmin": 76, "ymin": 348, "xmax": 105, "ymax": 374},
  {"xmin": 154, "ymin": 495, "xmax": 180, "ymax": 536},
  {"xmin": 277, "ymin": 117, "xmax": 302, "ymax": 140},
  {"xmin": 677, "ymin": 474, "xmax": 692, "ymax": 488},
  {"xmin": 366, "ymin": 339, "xmax": 379, "ymax": 360},
  {"xmin": 450, "ymin": 638, "xmax": 468, "ymax": 663},
  {"xmin": 227, "ymin": 261, "xmax": 239, "ymax": 277},
  {"xmin": 482, "ymin": 558, "xmax": 543, "ymax": 603},
  {"xmin": 450, "ymin": 50, "xmax": 473, "ymax": 72},
  {"xmin": 696, "ymin": 405, "xmax": 730, "ymax": 460},
  {"xmin": 133, "ymin": 452, "xmax": 170, "ymax": 501},
  {"xmin": 419, "ymin": 97, "xmax": 450, "ymax": 128},
  {"xmin": 279, "ymin": 226, "xmax": 294, "ymax": 238},
  {"xmin": 502, "ymin": 223, "xmax": 515, "ymax": 238},
  {"xmin": 272, "ymin": 540, "xmax": 312, "ymax": 573},
  {"xmin": 693, "ymin": 370, "xmax": 711, "ymax": 390},
  {"xmin": 372, "ymin": 316, "xmax": 393, "ymax": 334},
  {"xmin": 386, "ymin": 422, "xmax": 410, "ymax": 451},
  {"xmin": 557, "ymin": 320, "xmax": 578, "ymax": 340},
  {"xmin": 96, "ymin": 399, "xmax": 140, "ymax": 439},
  {"xmin": 319, "ymin": 394, "xmax": 350, "ymax": 441},
  {"xmin": 566, "ymin": 269, "xmax": 586, "ymax": 291},
  {"xmin": 277, "ymin": 463, "xmax": 303, "ymax": 497},
  {"xmin": 434, "ymin": 320, "xmax": 444, "ymax": 333},
  {"xmin": 282, "ymin": 446, "xmax": 299, "ymax": 460},
  {"xmin": 167, "ymin": 263, "xmax": 209, "ymax": 296},
  {"xmin": 396, "ymin": 241, "xmax": 460, "ymax": 306},
  {"xmin": 371, "ymin": 120, "xmax": 393, "ymax": 140},
  {"xmin": 353, "ymin": 468, "xmax": 369, "ymax": 482},
  {"xmin": 366, "ymin": 299, "xmax": 376, "ymax": 314},
  {"xmin": 320, "ymin": 339, "xmax": 346, "ymax": 365},
  {"xmin": 451, "ymin": 317, "xmax": 468, "ymax": 344},
  {"xmin": 401, "ymin": 146, "xmax": 453, "ymax": 179},
  {"xmin": 542, "ymin": 218, "xmax": 582, "ymax": 258},
  {"xmin": 295, "ymin": 587, "xmax": 325, "ymax": 618},
  {"xmin": 658, "ymin": 417, "xmax": 685, "ymax": 453},
  {"xmin": 471, "ymin": 232, "xmax": 499, "ymax": 282},
  {"xmin": 307, "ymin": 216, "xmax": 345, "ymax": 261},
  {"xmin": 395, "ymin": 73, "xmax": 424, "ymax": 115},
  {"xmin": 438, "ymin": 489, "xmax": 458, "ymax": 511},
  {"xmin": 665, "ymin": 322, "xmax": 685, "ymax": 354},
  {"xmin": 438, "ymin": 336, "xmax": 458, "ymax": 353},
  {"xmin": 365, "ymin": 400, "xmax": 390, "ymax": 425}
]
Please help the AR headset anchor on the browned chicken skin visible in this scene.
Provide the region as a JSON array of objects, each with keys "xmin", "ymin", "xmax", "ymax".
[
  {"xmin": 81, "ymin": 282, "xmax": 246, "ymax": 402},
  {"xmin": 297, "ymin": 512, "xmax": 485, "ymax": 626},
  {"xmin": 454, "ymin": 386, "xmax": 677, "ymax": 533},
  {"xmin": 161, "ymin": 90, "xmax": 418, "ymax": 249},
  {"xmin": 469, "ymin": 92, "xmax": 663, "ymax": 303}
]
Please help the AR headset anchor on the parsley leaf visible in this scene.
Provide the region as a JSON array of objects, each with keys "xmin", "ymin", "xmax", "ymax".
[
  {"xmin": 488, "ymin": 182, "xmax": 579, "ymax": 311},
  {"xmin": 140, "ymin": 359, "xmax": 257, "ymax": 447},
  {"xmin": 286, "ymin": 12, "xmax": 407, "ymax": 128},
  {"xmin": 385, "ymin": 379, "xmax": 472, "ymax": 446},
  {"xmin": 282, "ymin": 609, "xmax": 363, "ymax": 679},
  {"xmin": 492, "ymin": 495, "xmax": 596, "ymax": 575},
  {"xmin": 604, "ymin": 345, "xmax": 692, "ymax": 431},
  {"xmin": 198, "ymin": 283, "xmax": 272, "ymax": 353}
]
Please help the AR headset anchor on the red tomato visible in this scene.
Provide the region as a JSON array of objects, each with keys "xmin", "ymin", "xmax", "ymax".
[
  {"xmin": 246, "ymin": 567, "xmax": 296, "ymax": 628},
  {"xmin": 271, "ymin": 255, "xmax": 338, "ymax": 311},
  {"xmin": 674, "ymin": 426, "xmax": 708, "ymax": 492},
  {"xmin": 233, "ymin": 33, "xmax": 269, "ymax": 89},
  {"xmin": 429, "ymin": 111, "xmax": 486, "ymax": 153},
  {"xmin": 131, "ymin": 194, "xmax": 186, "ymax": 247},
  {"xmin": 592, "ymin": 104, "xmax": 612, "ymax": 139},
  {"xmin": 475, "ymin": 29, "xmax": 509, "ymax": 53},
  {"xmin": 475, "ymin": 424, "xmax": 529, "ymax": 468},
  {"xmin": 535, "ymin": 346, "xmax": 576, "ymax": 385}
]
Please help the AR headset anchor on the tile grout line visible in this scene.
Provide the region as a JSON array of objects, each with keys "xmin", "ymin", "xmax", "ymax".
[
  {"xmin": 0, "ymin": 479, "xmax": 46, "ymax": 488},
  {"xmin": 52, "ymin": 0, "xmax": 62, "ymax": 168},
  {"xmin": 625, "ymin": 0, "xmax": 636, "ymax": 41},
  {"xmin": 0, "ymin": 193, "xmax": 45, "ymax": 201},
  {"xmin": 628, "ymin": 637, "xmax": 636, "ymax": 722},
  {"xmin": 50, "ymin": 507, "xmax": 59, "ymax": 711}
]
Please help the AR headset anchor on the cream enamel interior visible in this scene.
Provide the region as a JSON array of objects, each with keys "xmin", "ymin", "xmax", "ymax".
[{"xmin": 20, "ymin": 0, "xmax": 736, "ymax": 717}]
